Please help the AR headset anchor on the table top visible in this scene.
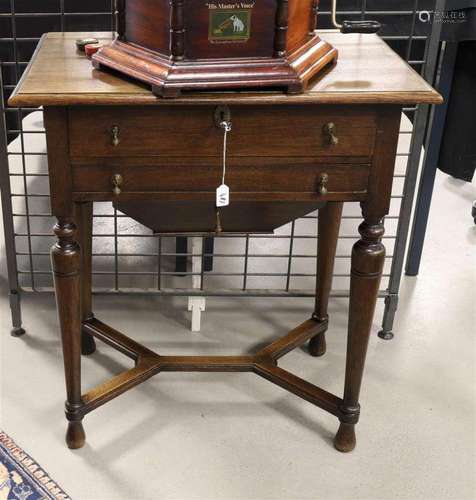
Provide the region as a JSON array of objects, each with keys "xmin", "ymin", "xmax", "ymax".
[{"xmin": 9, "ymin": 31, "xmax": 442, "ymax": 107}]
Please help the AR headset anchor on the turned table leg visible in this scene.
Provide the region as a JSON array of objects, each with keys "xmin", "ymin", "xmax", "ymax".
[
  {"xmin": 309, "ymin": 202, "xmax": 343, "ymax": 357},
  {"xmin": 77, "ymin": 202, "xmax": 96, "ymax": 355},
  {"xmin": 334, "ymin": 218, "xmax": 385, "ymax": 452},
  {"xmin": 51, "ymin": 217, "xmax": 86, "ymax": 449}
]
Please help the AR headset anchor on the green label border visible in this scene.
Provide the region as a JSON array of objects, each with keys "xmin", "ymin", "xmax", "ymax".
[{"xmin": 208, "ymin": 9, "xmax": 252, "ymax": 42}]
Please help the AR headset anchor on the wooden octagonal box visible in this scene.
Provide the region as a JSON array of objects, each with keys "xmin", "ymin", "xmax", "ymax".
[{"xmin": 92, "ymin": 0, "xmax": 339, "ymax": 97}]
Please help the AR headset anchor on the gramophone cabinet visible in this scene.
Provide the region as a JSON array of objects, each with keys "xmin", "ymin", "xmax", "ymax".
[{"xmin": 93, "ymin": 0, "xmax": 338, "ymax": 96}]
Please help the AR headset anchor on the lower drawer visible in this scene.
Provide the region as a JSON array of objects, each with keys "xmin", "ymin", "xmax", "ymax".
[{"xmin": 71, "ymin": 158, "xmax": 370, "ymax": 198}]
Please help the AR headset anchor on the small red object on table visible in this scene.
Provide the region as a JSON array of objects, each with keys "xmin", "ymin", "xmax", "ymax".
[{"xmin": 85, "ymin": 43, "xmax": 103, "ymax": 58}]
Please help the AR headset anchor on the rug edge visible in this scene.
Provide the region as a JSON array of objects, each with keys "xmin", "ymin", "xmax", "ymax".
[{"xmin": 0, "ymin": 430, "xmax": 71, "ymax": 500}]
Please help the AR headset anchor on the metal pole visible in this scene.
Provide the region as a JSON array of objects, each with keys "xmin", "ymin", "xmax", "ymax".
[
  {"xmin": 379, "ymin": 0, "xmax": 445, "ymax": 339},
  {"xmin": 406, "ymin": 42, "xmax": 458, "ymax": 276},
  {"xmin": 0, "ymin": 70, "xmax": 24, "ymax": 336}
]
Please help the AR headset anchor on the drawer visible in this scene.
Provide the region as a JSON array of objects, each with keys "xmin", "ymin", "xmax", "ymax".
[
  {"xmin": 71, "ymin": 158, "xmax": 370, "ymax": 197},
  {"xmin": 69, "ymin": 106, "xmax": 377, "ymax": 159}
]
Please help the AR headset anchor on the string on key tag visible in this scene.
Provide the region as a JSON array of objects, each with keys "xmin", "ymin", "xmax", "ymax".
[
  {"xmin": 216, "ymin": 119, "xmax": 231, "ymax": 233},
  {"xmin": 217, "ymin": 120, "xmax": 231, "ymax": 208}
]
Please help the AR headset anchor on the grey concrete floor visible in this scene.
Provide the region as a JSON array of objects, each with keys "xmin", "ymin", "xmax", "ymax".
[{"xmin": 1, "ymin": 169, "xmax": 475, "ymax": 500}]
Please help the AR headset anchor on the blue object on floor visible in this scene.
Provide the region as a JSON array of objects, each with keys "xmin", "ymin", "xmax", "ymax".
[{"xmin": 0, "ymin": 431, "xmax": 70, "ymax": 500}]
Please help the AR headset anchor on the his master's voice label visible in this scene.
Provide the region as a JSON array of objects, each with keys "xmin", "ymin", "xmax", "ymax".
[{"xmin": 206, "ymin": 2, "xmax": 256, "ymax": 42}]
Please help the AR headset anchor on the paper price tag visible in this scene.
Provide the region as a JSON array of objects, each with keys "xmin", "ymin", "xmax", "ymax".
[{"xmin": 216, "ymin": 184, "xmax": 230, "ymax": 207}]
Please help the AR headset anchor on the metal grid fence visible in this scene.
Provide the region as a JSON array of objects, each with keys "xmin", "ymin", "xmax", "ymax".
[{"xmin": 0, "ymin": 0, "xmax": 442, "ymax": 336}]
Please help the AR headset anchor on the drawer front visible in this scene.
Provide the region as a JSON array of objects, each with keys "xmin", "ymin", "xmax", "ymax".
[
  {"xmin": 69, "ymin": 106, "xmax": 377, "ymax": 159},
  {"xmin": 71, "ymin": 159, "xmax": 370, "ymax": 196}
]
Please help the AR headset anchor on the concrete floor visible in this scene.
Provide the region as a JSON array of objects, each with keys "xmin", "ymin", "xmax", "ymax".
[{"xmin": 1, "ymin": 168, "xmax": 475, "ymax": 500}]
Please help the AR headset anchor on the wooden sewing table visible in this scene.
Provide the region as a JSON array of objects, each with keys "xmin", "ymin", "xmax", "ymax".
[{"xmin": 9, "ymin": 31, "xmax": 441, "ymax": 452}]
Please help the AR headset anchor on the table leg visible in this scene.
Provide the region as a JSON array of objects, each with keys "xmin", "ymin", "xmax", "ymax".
[
  {"xmin": 77, "ymin": 202, "xmax": 96, "ymax": 355},
  {"xmin": 309, "ymin": 202, "xmax": 343, "ymax": 357},
  {"xmin": 334, "ymin": 218, "xmax": 385, "ymax": 452},
  {"xmin": 51, "ymin": 216, "xmax": 86, "ymax": 449}
]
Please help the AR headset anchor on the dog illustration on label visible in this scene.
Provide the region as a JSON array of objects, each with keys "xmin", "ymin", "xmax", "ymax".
[{"xmin": 230, "ymin": 15, "xmax": 245, "ymax": 32}]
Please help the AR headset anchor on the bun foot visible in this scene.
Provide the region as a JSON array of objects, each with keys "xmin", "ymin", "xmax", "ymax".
[
  {"xmin": 66, "ymin": 420, "xmax": 86, "ymax": 449},
  {"xmin": 309, "ymin": 333, "xmax": 326, "ymax": 357},
  {"xmin": 81, "ymin": 331, "xmax": 96, "ymax": 355},
  {"xmin": 334, "ymin": 423, "xmax": 356, "ymax": 453}
]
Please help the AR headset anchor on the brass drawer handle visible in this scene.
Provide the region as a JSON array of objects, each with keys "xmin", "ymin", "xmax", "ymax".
[
  {"xmin": 111, "ymin": 125, "xmax": 120, "ymax": 147},
  {"xmin": 318, "ymin": 173, "xmax": 329, "ymax": 196},
  {"xmin": 112, "ymin": 173, "xmax": 123, "ymax": 196},
  {"xmin": 323, "ymin": 122, "xmax": 339, "ymax": 145}
]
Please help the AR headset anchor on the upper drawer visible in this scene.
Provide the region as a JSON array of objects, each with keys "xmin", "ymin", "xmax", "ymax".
[{"xmin": 68, "ymin": 106, "xmax": 377, "ymax": 159}]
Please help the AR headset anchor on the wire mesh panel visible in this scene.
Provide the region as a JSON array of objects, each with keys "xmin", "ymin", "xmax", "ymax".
[{"xmin": 0, "ymin": 0, "xmax": 439, "ymax": 333}]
